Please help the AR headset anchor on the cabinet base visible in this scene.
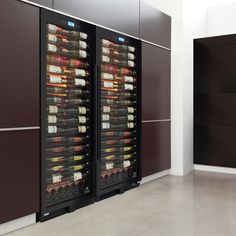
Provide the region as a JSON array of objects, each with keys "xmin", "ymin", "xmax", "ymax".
[
  {"xmin": 96, "ymin": 181, "xmax": 140, "ymax": 201},
  {"xmin": 38, "ymin": 196, "xmax": 95, "ymax": 222}
]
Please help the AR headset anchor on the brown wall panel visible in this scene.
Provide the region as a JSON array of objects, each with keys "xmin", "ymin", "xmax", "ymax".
[
  {"xmin": 142, "ymin": 122, "xmax": 170, "ymax": 177},
  {"xmin": 140, "ymin": 1, "xmax": 171, "ymax": 48},
  {"xmin": 54, "ymin": 0, "xmax": 139, "ymax": 37},
  {"xmin": 0, "ymin": 130, "xmax": 39, "ymax": 224},
  {"xmin": 142, "ymin": 43, "xmax": 170, "ymax": 120},
  {"xmin": 0, "ymin": 0, "xmax": 39, "ymax": 128}
]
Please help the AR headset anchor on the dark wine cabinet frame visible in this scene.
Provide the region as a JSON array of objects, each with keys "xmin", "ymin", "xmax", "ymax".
[
  {"xmin": 39, "ymin": 9, "xmax": 96, "ymax": 221},
  {"xmin": 95, "ymin": 27, "xmax": 142, "ymax": 199}
]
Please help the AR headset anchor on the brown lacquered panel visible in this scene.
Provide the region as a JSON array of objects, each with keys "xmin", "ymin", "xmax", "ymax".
[
  {"xmin": 194, "ymin": 125, "xmax": 236, "ymax": 168},
  {"xmin": 54, "ymin": 0, "xmax": 139, "ymax": 37},
  {"xmin": 195, "ymin": 94, "xmax": 236, "ymax": 126},
  {"xmin": 0, "ymin": 130, "xmax": 39, "ymax": 224},
  {"xmin": 142, "ymin": 122, "xmax": 170, "ymax": 177},
  {"xmin": 142, "ymin": 43, "xmax": 170, "ymax": 120},
  {"xmin": 0, "ymin": 0, "xmax": 39, "ymax": 128},
  {"xmin": 140, "ymin": 1, "xmax": 171, "ymax": 48},
  {"xmin": 30, "ymin": 0, "xmax": 53, "ymax": 8}
]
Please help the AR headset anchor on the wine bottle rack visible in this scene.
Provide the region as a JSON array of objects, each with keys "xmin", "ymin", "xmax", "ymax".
[
  {"xmin": 99, "ymin": 38, "xmax": 138, "ymax": 188},
  {"xmin": 45, "ymin": 23, "xmax": 91, "ymax": 205}
]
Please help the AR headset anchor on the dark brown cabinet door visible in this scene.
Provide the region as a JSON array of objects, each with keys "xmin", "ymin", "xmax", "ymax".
[
  {"xmin": 29, "ymin": 0, "xmax": 53, "ymax": 8},
  {"xmin": 142, "ymin": 43, "xmax": 170, "ymax": 121},
  {"xmin": 142, "ymin": 122, "xmax": 170, "ymax": 177},
  {"xmin": 0, "ymin": 130, "xmax": 39, "ymax": 224},
  {"xmin": 194, "ymin": 125, "xmax": 236, "ymax": 168},
  {"xmin": 140, "ymin": 1, "xmax": 171, "ymax": 48},
  {"xmin": 54, "ymin": 0, "xmax": 139, "ymax": 37},
  {"xmin": 0, "ymin": 0, "xmax": 39, "ymax": 128}
]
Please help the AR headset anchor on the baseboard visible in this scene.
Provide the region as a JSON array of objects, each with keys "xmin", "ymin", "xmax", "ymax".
[
  {"xmin": 0, "ymin": 214, "xmax": 36, "ymax": 236},
  {"xmin": 194, "ymin": 164, "xmax": 236, "ymax": 175},
  {"xmin": 141, "ymin": 169, "xmax": 170, "ymax": 185}
]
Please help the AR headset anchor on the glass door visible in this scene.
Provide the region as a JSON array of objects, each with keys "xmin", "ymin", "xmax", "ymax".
[
  {"xmin": 40, "ymin": 10, "xmax": 95, "ymax": 220},
  {"xmin": 96, "ymin": 28, "xmax": 141, "ymax": 196}
]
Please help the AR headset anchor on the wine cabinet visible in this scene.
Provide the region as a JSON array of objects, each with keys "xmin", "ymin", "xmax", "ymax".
[
  {"xmin": 95, "ymin": 28, "xmax": 142, "ymax": 199},
  {"xmin": 40, "ymin": 9, "xmax": 96, "ymax": 221}
]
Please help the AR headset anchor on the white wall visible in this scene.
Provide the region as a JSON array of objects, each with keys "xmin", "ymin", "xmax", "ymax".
[
  {"xmin": 208, "ymin": 1, "xmax": 236, "ymax": 37},
  {"xmin": 144, "ymin": 0, "xmax": 236, "ymax": 176}
]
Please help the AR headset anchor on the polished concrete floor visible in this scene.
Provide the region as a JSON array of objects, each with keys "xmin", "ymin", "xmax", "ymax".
[{"xmin": 7, "ymin": 171, "xmax": 236, "ymax": 236}]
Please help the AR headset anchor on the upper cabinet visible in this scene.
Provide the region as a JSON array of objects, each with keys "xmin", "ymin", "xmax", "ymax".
[
  {"xmin": 142, "ymin": 42, "xmax": 170, "ymax": 121},
  {"xmin": 54, "ymin": 0, "xmax": 140, "ymax": 37},
  {"xmin": 29, "ymin": 0, "xmax": 53, "ymax": 8},
  {"xmin": 0, "ymin": 0, "xmax": 39, "ymax": 128},
  {"xmin": 140, "ymin": 1, "xmax": 171, "ymax": 48}
]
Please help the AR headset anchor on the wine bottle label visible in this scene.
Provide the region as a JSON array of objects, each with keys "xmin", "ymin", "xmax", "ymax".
[
  {"xmin": 106, "ymin": 162, "xmax": 114, "ymax": 170},
  {"xmin": 103, "ymin": 106, "xmax": 111, "ymax": 113},
  {"xmin": 128, "ymin": 53, "xmax": 135, "ymax": 60},
  {"xmin": 102, "ymin": 47, "xmax": 110, "ymax": 54},
  {"xmin": 52, "ymin": 165, "xmax": 63, "ymax": 171},
  {"xmin": 74, "ymin": 69, "xmax": 86, "ymax": 77},
  {"xmin": 124, "ymin": 84, "xmax": 134, "ymax": 90},
  {"xmin": 127, "ymin": 115, "xmax": 134, "ymax": 121},
  {"xmin": 79, "ymin": 41, "xmax": 87, "ymax": 49},
  {"xmin": 48, "ymin": 126, "xmax": 57, "ymax": 134},
  {"xmin": 128, "ymin": 46, "xmax": 135, "ymax": 52},
  {"xmin": 48, "ymin": 115, "xmax": 57, "ymax": 124},
  {"xmin": 74, "ymin": 155, "xmax": 84, "ymax": 161},
  {"xmin": 123, "ymin": 160, "xmax": 131, "ymax": 167},
  {"xmin": 79, "ymin": 50, "xmax": 87, "ymax": 58},
  {"xmin": 102, "ymin": 39, "xmax": 110, "ymax": 46},
  {"xmin": 49, "ymin": 75, "xmax": 62, "ymax": 83},
  {"xmin": 48, "ymin": 24, "xmax": 57, "ymax": 32},
  {"xmin": 74, "ymin": 165, "xmax": 83, "ymax": 171},
  {"xmin": 124, "ymin": 154, "xmax": 132, "ymax": 159},
  {"xmin": 103, "ymin": 81, "xmax": 114, "ymax": 88},
  {"xmin": 78, "ymin": 126, "xmax": 87, "ymax": 133},
  {"xmin": 48, "ymin": 34, "xmax": 57, "ymax": 42},
  {"xmin": 52, "ymin": 174, "xmax": 62, "ymax": 184},
  {"xmin": 102, "ymin": 55, "xmax": 110, "ymax": 62},
  {"xmin": 128, "ymin": 61, "xmax": 135, "ymax": 67},
  {"xmin": 75, "ymin": 78, "xmax": 86, "ymax": 86},
  {"xmin": 128, "ymin": 107, "xmax": 134, "ymax": 113},
  {"xmin": 127, "ymin": 122, "xmax": 134, "ymax": 129},
  {"xmin": 102, "ymin": 114, "xmax": 110, "ymax": 121},
  {"xmin": 74, "ymin": 172, "xmax": 82, "ymax": 181},
  {"xmin": 48, "ymin": 44, "xmax": 57, "ymax": 52},
  {"xmin": 48, "ymin": 65, "xmax": 61, "ymax": 74},
  {"xmin": 80, "ymin": 32, "xmax": 88, "ymax": 40},
  {"xmin": 102, "ymin": 122, "xmax": 110, "ymax": 129},
  {"xmin": 78, "ymin": 107, "xmax": 87, "ymax": 114},
  {"xmin": 102, "ymin": 73, "xmax": 113, "ymax": 80},
  {"xmin": 78, "ymin": 116, "xmax": 86, "ymax": 123},
  {"xmin": 124, "ymin": 76, "xmax": 134, "ymax": 83},
  {"xmin": 49, "ymin": 105, "xmax": 58, "ymax": 114},
  {"xmin": 124, "ymin": 147, "xmax": 132, "ymax": 151},
  {"xmin": 105, "ymin": 155, "xmax": 115, "ymax": 160}
]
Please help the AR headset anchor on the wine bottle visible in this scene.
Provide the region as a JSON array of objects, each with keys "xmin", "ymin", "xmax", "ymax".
[
  {"xmin": 47, "ymin": 86, "xmax": 89, "ymax": 95},
  {"xmin": 47, "ymin": 156, "xmax": 65, "ymax": 163},
  {"xmin": 47, "ymin": 116, "xmax": 88, "ymax": 125},
  {"xmin": 47, "ymin": 24, "xmax": 88, "ymax": 40},
  {"xmin": 48, "ymin": 34, "xmax": 88, "ymax": 49},
  {"xmin": 47, "ymin": 43, "xmax": 69, "ymax": 54},
  {"xmin": 101, "ymin": 65, "xmax": 119, "ymax": 74},
  {"xmin": 47, "ymin": 55, "xmax": 69, "ymax": 65},
  {"xmin": 47, "ymin": 173, "xmax": 62, "ymax": 184},
  {"xmin": 47, "ymin": 105, "xmax": 88, "ymax": 115},
  {"xmin": 47, "ymin": 125, "xmax": 88, "ymax": 134},
  {"xmin": 47, "ymin": 96, "xmax": 89, "ymax": 104},
  {"xmin": 47, "ymin": 146, "xmax": 66, "ymax": 153},
  {"xmin": 70, "ymin": 59, "xmax": 89, "ymax": 68},
  {"xmin": 101, "ymin": 81, "xmax": 135, "ymax": 90}
]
